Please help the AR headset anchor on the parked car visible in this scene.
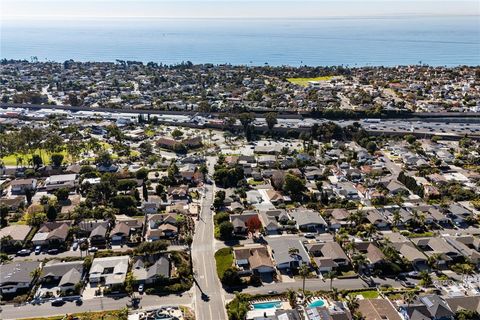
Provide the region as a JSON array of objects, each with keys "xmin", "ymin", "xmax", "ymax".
[
  {"xmin": 138, "ymin": 284, "xmax": 144, "ymax": 294},
  {"xmin": 51, "ymin": 298, "xmax": 65, "ymax": 306},
  {"xmin": 88, "ymin": 247, "xmax": 98, "ymax": 253},
  {"xmin": 16, "ymin": 249, "xmax": 31, "ymax": 256},
  {"xmin": 304, "ymin": 233, "xmax": 316, "ymax": 239},
  {"xmin": 34, "ymin": 246, "xmax": 42, "ymax": 255},
  {"xmin": 401, "ymin": 280, "xmax": 416, "ymax": 288},
  {"xmin": 47, "ymin": 248, "xmax": 59, "ymax": 255},
  {"xmin": 72, "ymin": 242, "xmax": 79, "ymax": 251}
]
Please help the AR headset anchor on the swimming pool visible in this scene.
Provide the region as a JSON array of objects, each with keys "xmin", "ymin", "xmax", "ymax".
[
  {"xmin": 252, "ymin": 301, "xmax": 282, "ymax": 310},
  {"xmin": 308, "ymin": 299, "xmax": 326, "ymax": 308}
]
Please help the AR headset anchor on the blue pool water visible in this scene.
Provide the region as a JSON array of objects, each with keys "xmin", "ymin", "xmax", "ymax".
[
  {"xmin": 308, "ymin": 299, "xmax": 326, "ymax": 308},
  {"xmin": 252, "ymin": 301, "xmax": 282, "ymax": 310}
]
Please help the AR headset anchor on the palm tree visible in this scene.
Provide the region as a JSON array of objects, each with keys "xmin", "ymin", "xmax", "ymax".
[
  {"xmin": 185, "ymin": 235, "xmax": 194, "ymax": 274},
  {"xmin": 392, "ymin": 210, "xmax": 401, "ymax": 227},
  {"xmin": 427, "ymin": 253, "xmax": 443, "ymax": 270},
  {"xmin": 325, "ymin": 271, "xmax": 337, "ymax": 291},
  {"xmin": 402, "ymin": 290, "xmax": 416, "ymax": 308},
  {"xmin": 352, "ymin": 253, "xmax": 367, "ymax": 276},
  {"xmin": 299, "ymin": 265, "xmax": 310, "ymax": 296},
  {"xmin": 459, "ymin": 263, "xmax": 474, "ymax": 282},
  {"xmin": 286, "ymin": 289, "xmax": 297, "ymax": 308},
  {"xmin": 345, "ymin": 295, "xmax": 359, "ymax": 313}
]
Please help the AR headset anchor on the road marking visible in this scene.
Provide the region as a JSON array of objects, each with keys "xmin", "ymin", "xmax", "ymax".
[{"xmin": 209, "ymin": 305, "xmax": 213, "ymax": 320}]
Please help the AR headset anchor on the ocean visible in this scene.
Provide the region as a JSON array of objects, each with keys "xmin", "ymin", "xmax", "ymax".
[{"xmin": 1, "ymin": 16, "xmax": 479, "ymax": 66}]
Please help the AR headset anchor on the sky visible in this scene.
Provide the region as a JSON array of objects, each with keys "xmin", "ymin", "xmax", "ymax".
[{"xmin": 2, "ymin": 0, "xmax": 479, "ymax": 20}]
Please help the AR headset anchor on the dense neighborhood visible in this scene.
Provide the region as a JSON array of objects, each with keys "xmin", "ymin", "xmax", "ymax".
[{"xmin": 0, "ymin": 62, "xmax": 479, "ymax": 320}]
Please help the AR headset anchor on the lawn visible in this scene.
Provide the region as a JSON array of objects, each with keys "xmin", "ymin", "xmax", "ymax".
[
  {"xmin": 287, "ymin": 76, "xmax": 334, "ymax": 87},
  {"xmin": 1, "ymin": 149, "xmax": 69, "ymax": 166},
  {"xmin": 215, "ymin": 247, "xmax": 234, "ymax": 279},
  {"xmin": 348, "ymin": 290, "xmax": 379, "ymax": 299}
]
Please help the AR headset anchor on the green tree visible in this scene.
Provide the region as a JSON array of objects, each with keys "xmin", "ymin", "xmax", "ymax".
[
  {"xmin": 265, "ymin": 112, "xmax": 278, "ymax": 131},
  {"xmin": 46, "ymin": 205, "xmax": 57, "ymax": 221},
  {"xmin": 0, "ymin": 205, "xmax": 8, "ymax": 228},
  {"xmin": 171, "ymin": 128, "xmax": 184, "ymax": 140},
  {"xmin": 31, "ymin": 154, "xmax": 43, "ymax": 169},
  {"xmin": 283, "ymin": 173, "xmax": 305, "ymax": 200},
  {"xmin": 299, "ymin": 264, "xmax": 309, "ymax": 296},
  {"xmin": 50, "ymin": 153, "xmax": 64, "ymax": 167},
  {"xmin": 55, "ymin": 187, "xmax": 70, "ymax": 201},
  {"xmin": 136, "ymin": 168, "xmax": 149, "ymax": 180},
  {"xmin": 218, "ymin": 221, "xmax": 234, "ymax": 240}
]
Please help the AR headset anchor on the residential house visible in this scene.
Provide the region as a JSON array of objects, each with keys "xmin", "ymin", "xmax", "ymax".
[
  {"xmin": 401, "ymin": 295, "xmax": 454, "ymax": 320},
  {"xmin": 146, "ymin": 213, "xmax": 178, "ymax": 241},
  {"xmin": 233, "ymin": 245, "xmax": 275, "ymax": 275},
  {"xmin": 353, "ymin": 241, "xmax": 386, "ymax": 270},
  {"xmin": 386, "ymin": 233, "xmax": 428, "ymax": 270},
  {"xmin": 10, "ymin": 178, "xmax": 37, "ymax": 194},
  {"xmin": 0, "ymin": 196, "xmax": 25, "ymax": 211},
  {"xmin": 230, "ymin": 212, "xmax": 260, "ymax": 234},
  {"xmin": 444, "ymin": 296, "xmax": 480, "ymax": 315},
  {"xmin": 259, "ymin": 209, "xmax": 290, "ymax": 234},
  {"xmin": 290, "ymin": 208, "xmax": 328, "ymax": 233},
  {"xmin": 110, "ymin": 222, "xmax": 131, "ymax": 245},
  {"xmin": 305, "ymin": 302, "xmax": 352, "ymax": 320},
  {"xmin": 267, "ymin": 238, "xmax": 309, "ymax": 271},
  {"xmin": 447, "ymin": 203, "xmax": 473, "ymax": 226},
  {"xmin": 443, "ymin": 235, "xmax": 480, "ymax": 266},
  {"xmin": 357, "ymin": 298, "xmax": 402, "ymax": 320},
  {"xmin": 39, "ymin": 260, "xmax": 83, "ymax": 294},
  {"xmin": 45, "ymin": 174, "xmax": 78, "ymax": 191},
  {"xmin": 132, "ymin": 256, "xmax": 170, "ymax": 284},
  {"xmin": 0, "ymin": 261, "xmax": 41, "ymax": 294},
  {"xmin": 365, "ymin": 209, "xmax": 389, "ymax": 229},
  {"xmin": 0, "ymin": 225, "xmax": 32, "ymax": 250},
  {"xmin": 411, "ymin": 237, "xmax": 462, "ymax": 268},
  {"xmin": 328, "ymin": 209, "xmax": 352, "ymax": 231},
  {"xmin": 88, "ymin": 256, "xmax": 129, "ymax": 287},
  {"xmin": 78, "ymin": 220, "xmax": 109, "ymax": 247},
  {"xmin": 266, "ymin": 189, "xmax": 290, "ymax": 204},
  {"xmin": 305, "ymin": 241, "xmax": 349, "ymax": 273},
  {"xmin": 32, "ymin": 221, "xmax": 72, "ymax": 247}
]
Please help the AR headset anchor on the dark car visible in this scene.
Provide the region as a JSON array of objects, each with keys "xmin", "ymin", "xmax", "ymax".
[
  {"xmin": 16, "ymin": 249, "xmax": 31, "ymax": 256},
  {"xmin": 51, "ymin": 298, "xmax": 65, "ymax": 306},
  {"xmin": 47, "ymin": 248, "xmax": 59, "ymax": 255}
]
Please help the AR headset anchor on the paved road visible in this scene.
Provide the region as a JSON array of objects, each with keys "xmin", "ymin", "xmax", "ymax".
[
  {"xmin": 1, "ymin": 294, "xmax": 191, "ymax": 320},
  {"xmin": 11, "ymin": 245, "xmax": 186, "ymax": 261},
  {"xmin": 191, "ymin": 156, "xmax": 227, "ymax": 320},
  {"xmin": 225, "ymin": 276, "xmax": 410, "ymax": 299}
]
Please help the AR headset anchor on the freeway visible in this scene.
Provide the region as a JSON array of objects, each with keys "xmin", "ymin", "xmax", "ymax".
[
  {"xmin": 191, "ymin": 156, "xmax": 227, "ymax": 320},
  {"xmin": 2, "ymin": 104, "xmax": 480, "ymax": 139},
  {"xmin": 1, "ymin": 294, "xmax": 191, "ymax": 320}
]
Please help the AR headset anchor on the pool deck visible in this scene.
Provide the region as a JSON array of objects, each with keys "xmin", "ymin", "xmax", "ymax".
[{"xmin": 247, "ymin": 301, "xmax": 291, "ymax": 319}]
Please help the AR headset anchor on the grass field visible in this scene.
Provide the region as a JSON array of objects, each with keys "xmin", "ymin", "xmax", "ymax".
[
  {"xmin": 287, "ymin": 76, "xmax": 334, "ymax": 87},
  {"xmin": 215, "ymin": 247, "xmax": 234, "ymax": 279},
  {"xmin": 1, "ymin": 149, "xmax": 69, "ymax": 166},
  {"xmin": 348, "ymin": 290, "xmax": 379, "ymax": 299}
]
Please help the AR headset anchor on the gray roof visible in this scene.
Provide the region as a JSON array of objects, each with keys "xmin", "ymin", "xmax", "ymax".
[
  {"xmin": 267, "ymin": 238, "xmax": 309, "ymax": 266},
  {"xmin": 0, "ymin": 261, "xmax": 41, "ymax": 285},
  {"xmin": 290, "ymin": 209, "xmax": 327, "ymax": 227},
  {"xmin": 58, "ymin": 268, "xmax": 82, "ymax": 287},
  {"xmin": 133, "ymin": 256, "xmax": 170, "ymax": 281},
  {"xmin": 41, "ymin": 260, "xmax": 84, "ymax": 279}
]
